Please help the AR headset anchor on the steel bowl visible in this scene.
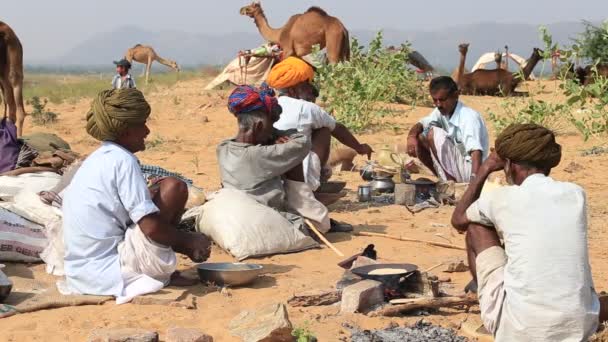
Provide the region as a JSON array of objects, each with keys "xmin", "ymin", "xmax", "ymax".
[{"xmin": 197, "ymin": 262, "xmax": 263, "ymax": 286}]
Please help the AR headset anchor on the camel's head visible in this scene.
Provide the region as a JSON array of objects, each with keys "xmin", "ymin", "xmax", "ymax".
[
  {"xmin": 533, "ymin": 48, "xmax": 545, "ymax": 59},
  {"xmin": 240, "ymin": 1, "xmax": 262, "ymax": 18},
  {"xmin": 458, "ymin": 43, "xmax": 469, "ymax": 54}
]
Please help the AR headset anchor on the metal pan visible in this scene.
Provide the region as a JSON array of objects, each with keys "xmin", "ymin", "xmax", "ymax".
[{"xmin": 350, "ymin": 263, "xmax": 418, "ymax": 283}]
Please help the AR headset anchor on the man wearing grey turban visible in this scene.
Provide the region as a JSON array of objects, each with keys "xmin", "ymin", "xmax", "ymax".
[
  {"xmin": 62, "ymin": 89, "xmax": 211, "ymax": 300},
  {"xmin": 451, "ymin": 123, "xmax": 599, "ymax": 341}
]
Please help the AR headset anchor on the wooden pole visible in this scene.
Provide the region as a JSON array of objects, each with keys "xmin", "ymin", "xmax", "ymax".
[
  {"xmin": 372, "ymin": 296, "xmax": 478, "ymax": 317},
  {"xmin": 305, "ymin": 219, "xmax": 345, "ymax": 257},
  {"xmin": 356, "ymin": 231, "xmax": 466, "ymax": 251}
]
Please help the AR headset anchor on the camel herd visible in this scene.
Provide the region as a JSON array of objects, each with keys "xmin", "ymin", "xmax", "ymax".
[{"xmin": 2, "ymin": 1, "xmax": 608, "ymax": 137}]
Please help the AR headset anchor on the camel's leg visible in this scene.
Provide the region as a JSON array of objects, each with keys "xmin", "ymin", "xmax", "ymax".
[
  {"xmin": 1, "ymin": 77, "xmax": 16, "ymax": 126},
  {"xmin": 325, "ymin": 30, "xmax": 343, "ymax": 64},
  {"xmin": 145, "ymin": 57, "xmax": 152, "ymax": 84},
  {"xmin": 11, "ymin": 78, "xmax": 26, "ymax": 137}
]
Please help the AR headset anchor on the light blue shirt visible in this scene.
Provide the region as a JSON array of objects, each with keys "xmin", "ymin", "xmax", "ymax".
[
  {"xmin": 62, "ymin": 142, "xmax": 158, "ymax": 296},
  {"xmin": 419, "ymin": 101, "xmax": 489, "ymax": 160},
  {"xmin": 111, "ymin": 74, "xmax": 136, "ymax": 89}
]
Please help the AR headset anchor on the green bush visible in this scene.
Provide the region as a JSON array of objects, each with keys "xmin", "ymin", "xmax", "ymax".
[
  {"xmin": 26, "ymin": 96, "xmax": 58, "ymax": 125},
  {"xmin": 575, "ymin": 21, "xmax": 608, "ymax": 64},
  {"xmin": 315, "ymin": 31, "xmax": 424, "ymax": 132}
]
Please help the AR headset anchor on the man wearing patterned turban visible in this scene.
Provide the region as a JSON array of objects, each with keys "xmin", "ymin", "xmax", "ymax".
[
  {"xmin": 266, "ymin": 57, "xmax": 373, "ymax": 195},
  {"xmin": 218, "ymin": 85, "xmax": 332, "ymax": 233},
  {"xmin": 62, "ymin": 89, "xmax": 211, "ymax": 300},
  {"xmin": 451, "ymin": 123, "xmax": 599, "ymax": 341}
]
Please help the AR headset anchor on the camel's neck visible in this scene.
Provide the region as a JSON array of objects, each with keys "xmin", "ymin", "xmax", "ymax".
[
  {"xmin": 156, "ymin": 56, "xmax": 177, "ymax": 70},
  {"xmin": 521, "ymin": 52, "xmax": 541, "ymax": 80},
  {"xmin": 253, "ymin": 11, "xmax": 282, "ymax": 44},
  {"xmin": 457, "ymin": 49, "xmax": 467, "ymax": 85}
]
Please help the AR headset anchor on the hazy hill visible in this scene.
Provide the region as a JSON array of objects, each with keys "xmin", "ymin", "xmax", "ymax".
[{"xmin": 33, "ymin": 21, "xmax": 592, "ymax": 72}]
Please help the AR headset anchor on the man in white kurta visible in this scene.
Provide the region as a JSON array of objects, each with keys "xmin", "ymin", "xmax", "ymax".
[
  {"xmin": 62, "ymin": 89, "xmax": 210, "ymax": 301},
  {"xmin": 451, "ymin": 123, "xmax": 599, "ymax": 341}
]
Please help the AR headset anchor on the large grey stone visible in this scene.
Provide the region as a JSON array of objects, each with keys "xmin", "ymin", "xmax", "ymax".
[
  {"xmin": 88, "ymin": 328, "xmax": 159, "ymax": 342},
  {"xmin": 166, "ymin": 327, "xmax": 213, "ymax": 342},
  {"xmin": 229, "ymin": 303, "xmax": 293, "ymax": 342},
  {"xmin": 340, "ymin": 279, "xmax": 384, "ymax": 314}
]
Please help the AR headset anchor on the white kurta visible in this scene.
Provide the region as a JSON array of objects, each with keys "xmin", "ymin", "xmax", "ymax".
[
  {"xmin": 62, "ymin": 142, "xmax": 160, "ymax": 296},
  {"xmin": 467, "ymin": 174, "xmax": 599, "ymax": 341}
]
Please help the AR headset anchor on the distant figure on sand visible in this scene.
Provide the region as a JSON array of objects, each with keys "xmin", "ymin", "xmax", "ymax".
[
  {"xmin": 406, "ymin": 76, "xmax": 489, "ymax": 183},
  {"xmin": 451, "ymin": 123, "xmax": 599, "ymax": 341},
  {"xmin": 218, "ymin": 85, "xmax": 332, "ymax": 233},
  {"xmin": 111, "ymin": 58, "xmax": 136, "ymax": 89},
  {"xmin": 266, "ymin": 57, "xmax": 373, "ymax": 191},
  {"xmin": 62, "ymin": 89, "xmax": 210, "ymax": 300}
]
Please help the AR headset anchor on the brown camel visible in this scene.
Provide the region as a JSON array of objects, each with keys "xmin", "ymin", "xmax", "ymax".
[
  {"xmin": 239, "ymin": 2, "xmax": 350, "ymax": 63},
  {"xmin": 457, "ymin": 43, "xmax": 544, "ymax": 96},
  {"xmin": 124, "ymin": 44, "xmax": 180, "ymax": 84},
  {"xmin": 494, "ymin": 51, "xmax": 503, "ymax": 69},
  {"xmin": 0, "ymin": 21, "xmax": 26, "ymax": 137},
  {"xmin": 451, "ymin": 43, "xmax": 470, "ymax": 85}
]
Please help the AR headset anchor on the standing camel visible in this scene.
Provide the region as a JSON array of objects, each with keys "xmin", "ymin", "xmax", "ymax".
[
  {"xmin": 124, "ymin": 44, "xmax": 180, "ymax": 84},
  {"xmin": 239, "ymin": 2, "xmax": 350, "ymax": 63},
  {"xmin": 457, "ymin": 43, "xmax": 544, "ymax": 96},
  {"xmin": 0, "ymin": 21, "xmax": 26, "ymax": 137}
]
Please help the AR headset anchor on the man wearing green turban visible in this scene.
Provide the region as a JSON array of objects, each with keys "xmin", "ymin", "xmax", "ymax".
[
  {"xmin": 451, "ymin": 124, "xmax": 599, "ymax": 341},
  {"xmin": 62, "ymin": 89, "xmax": 211, "ymax": 300}
]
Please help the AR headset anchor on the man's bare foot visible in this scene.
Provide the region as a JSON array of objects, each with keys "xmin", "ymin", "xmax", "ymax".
[{"xmin": 169, "ymin": 271, "xmax": 198, "ymax": 287}]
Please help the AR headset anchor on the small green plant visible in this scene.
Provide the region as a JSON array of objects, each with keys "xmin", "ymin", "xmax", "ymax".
[
  {"xmin": 488, "ymin": 98, "xmax": 569, "ymax": 135},
  {"xmin": 145, "ymin": 135, "xmax": 166, "ymax": 150},
  {"xmin": 562, "ymin": 74, "xmax": 608, "ymax": 140},
  {"xmin": 26, "ymin": 96, "xmax": 58, "ymax": 125},
  {"xmin": 575, "ymin": 20, "xmax": 608, "ymax": 64},
  {"xmin": 314, "ymin": 31, "xmax": 424, "ymax": 132},
  {"xmin": 292, "ymin": 322, "xmax": 317, "ymax": 342}
]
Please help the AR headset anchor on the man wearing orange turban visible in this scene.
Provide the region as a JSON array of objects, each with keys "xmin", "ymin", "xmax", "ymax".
[{"xmin": 267, "ymin": 57, "xmax": 373, "ymax": 190}]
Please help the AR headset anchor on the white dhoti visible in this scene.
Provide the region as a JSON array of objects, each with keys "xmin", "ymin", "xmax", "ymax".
[
  {"xmin": 116, "ymin": 225, "xmax": 177, "ymax": 304},
  {"xmin": 284, "ymin": 179, "xmax": 331, "ymax": 233},
  {"xmin": 430, "ymin": 127, "xmax": 472, "ymax": 183},
  {"xmin": 303, "ymin": 151, "xmax": 323, "ymax": 191}
]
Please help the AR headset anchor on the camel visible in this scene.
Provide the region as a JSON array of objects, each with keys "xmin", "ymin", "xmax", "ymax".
[
  {"xmin": 386, "ymin": 46, "xmax": 435, "ymax": 75},
  {"xmin": 457, "ymin": 43, "xmax": 544, "ymax": 96},
  {"xmin": 124, "ymin": 44, "xmax": 180, "ymax": 84},
  {"xmin": 451, "ymin": 43, "xmax": 470, "ymax": 85},
  {"xmin": 575, "ymin": 64, "xmax": 608, "ymax": 85},
  {"xmin": 239, "ymin": 2, "xmax": 350, "ymax": 63},
  {"xmin": 0, "ymin": 21, "xmax": 26, "ymax": 137},
  {"xmin": 494, "ymin": 51, "xmax": 503, "ymax": 69}
]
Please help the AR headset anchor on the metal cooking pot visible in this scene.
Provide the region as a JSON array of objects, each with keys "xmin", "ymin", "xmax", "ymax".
[
  {"xmin": 351, "ymin": 263, "xmax": 418, "ymax": 284},
  {"xmin": 369, "ymin": 175, "xmax": 395, "ymax": 194}
]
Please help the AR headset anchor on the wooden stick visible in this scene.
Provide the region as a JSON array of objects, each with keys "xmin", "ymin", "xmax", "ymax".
[
  {"xmin": 356, "ymin": 231, "xmax": 465, "ymax": 251},
  {"xmin": 305, "ymin": 219, "xmax": 345, "ymax": 257},
  {"xmin": 372, "ymin": 296, "xmax": 478, "ymax": 317}
]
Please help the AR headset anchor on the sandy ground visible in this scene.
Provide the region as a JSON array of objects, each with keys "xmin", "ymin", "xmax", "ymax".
[{"xmin": 1, "ymin": 79, "xmax": 607, "ymax": 341}]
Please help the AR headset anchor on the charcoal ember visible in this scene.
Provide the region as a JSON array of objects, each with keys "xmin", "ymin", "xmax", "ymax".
[{"xmin": 349, "ymin": 320, "xmax": 468, "ymax": 342}]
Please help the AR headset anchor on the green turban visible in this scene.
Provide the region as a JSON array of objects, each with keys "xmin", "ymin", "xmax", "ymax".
[
  {"xmin": 495, "ymin": 123, "xmax": 562, "ymax": 170},
  {"xmin": 86, "ymin": 89, "xmax": 151, "ymax": 141}
]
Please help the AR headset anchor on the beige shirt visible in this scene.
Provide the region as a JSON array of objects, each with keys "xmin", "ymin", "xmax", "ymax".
[{"xmin": 467, "ymin": 174, "xmax": 599, "ymax": 341}]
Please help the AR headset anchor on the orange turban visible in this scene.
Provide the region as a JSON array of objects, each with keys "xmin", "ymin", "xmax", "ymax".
[{"xmin": 266, "ymin": 57, "xmax": 315, "ymax": 89}]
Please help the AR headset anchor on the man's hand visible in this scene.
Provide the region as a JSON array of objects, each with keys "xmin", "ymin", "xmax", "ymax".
[
  {"xmin": 482, "ymin": 151, "xmax": 505, "ymax": 173},
  {"xmin": 406, "ymin": 135, "xmax": 419, "ymax": 158},
  {"xmin": 182, "ymin": 233, "xmax": 212, "ymax": 262},
  {"xmin": 356, "ymin": 143, "xmax": 374, "ymax": 160},
  {"xmin": 275, "ymin": 136, "xmax": 290, "ymax": 144}
]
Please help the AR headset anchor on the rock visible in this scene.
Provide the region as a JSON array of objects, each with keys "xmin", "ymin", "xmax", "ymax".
[
  {"xmin": 340, "ymin": 279, "xmax": 385, "ymax": 314},
  {"xmin": 229, "ymin": 303, "xmax": 293, "ymax": 342},
  {"xmin": 394, "ymin": 183, "xmax": 416, "ymax": 206},
  {"xmin": 564, "ymin": 161, "xmax": 583, "ymax": 173},
  {"xmin": 200, "ymin": 115, "xmax": 209, "ymax": 123},
  {"xmin": 437, "ymin": 276, "xmax": 452, "ymax": 283},
  {"xmin": 166, "ymin": 327, "xmax": 213, "ymax": 342},
  {"xmin": 288, "ymin": 289, "xmax": 342, "ymax": 307},
  {"xmin": 88, "ymin": 328, "xmax": 159, "ymax": 342},
  {"xmin": 444, "ymin": 261, "xmax": 469, "ymax": 273}
]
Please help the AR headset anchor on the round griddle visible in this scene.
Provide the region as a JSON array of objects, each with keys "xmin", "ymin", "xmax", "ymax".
[{"xmin": 351, "ymin": 263, "xmax": 418, "ymax": 283}]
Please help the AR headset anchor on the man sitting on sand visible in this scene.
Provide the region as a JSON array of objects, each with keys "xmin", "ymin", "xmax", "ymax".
[
  {"xmin": 407, "ymin": 76, "xmax": 488, "ymax": 182},
  {"xmin": 217, "ymin": 85, "xmax": 331, "ymax": 233},
  {"xmin": 112, "ymin": 59, "xmax": 136, "ymax": 89},
  {"xmin": 451, "ymin": 123, "xmax": 599, "ymax": 341},
  {"xmin": 266, "ymin": 57, "xmax": 374, "ymax": 190},
  {"xmin": 62, "ymin": 89, "xmax": 211, "ymax": 300}
]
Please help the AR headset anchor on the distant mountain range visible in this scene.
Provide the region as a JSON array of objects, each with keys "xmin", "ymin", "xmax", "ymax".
[{"xmin": 29, "ymin": 21, "xmax": 593, "ymax": 72}]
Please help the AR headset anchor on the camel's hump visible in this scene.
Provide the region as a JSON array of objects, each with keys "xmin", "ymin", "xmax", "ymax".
[{"xmin": 306, "ymin": 6, "xmax": 328, "ymax": 16}]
